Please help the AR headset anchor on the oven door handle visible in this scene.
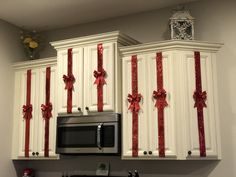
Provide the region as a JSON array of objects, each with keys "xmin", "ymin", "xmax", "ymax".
[{"xmin": 97, "ymin": 123, "xmax": 103, "ymax": 149}]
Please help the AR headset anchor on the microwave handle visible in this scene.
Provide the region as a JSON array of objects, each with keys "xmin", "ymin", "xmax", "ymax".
[{"xmin": 97, "ymin": 123, "xmax": 103, "ymax": 149}]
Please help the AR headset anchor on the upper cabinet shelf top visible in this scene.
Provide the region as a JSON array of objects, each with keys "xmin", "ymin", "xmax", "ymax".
[
  {"xmin": 50, "ymin": 31, "xmax": 140, "ymax": 49},
  {"xmin": 120, "ymin": 40, "xmax": 223, "ymax": 56}
]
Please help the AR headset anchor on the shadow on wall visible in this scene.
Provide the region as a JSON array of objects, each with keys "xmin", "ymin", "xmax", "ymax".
[{"xmin": 13, "ymin": 156, "xmax": 220, "ymax": 177}]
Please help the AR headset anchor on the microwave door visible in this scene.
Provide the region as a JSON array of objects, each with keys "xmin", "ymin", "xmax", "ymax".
[
  {"xmin": 56, "ymin": 122, "xmax": 118, "ymax": 154},
  {"xmin": 57, "ymin": 123, "xmax": 102, "ymax": 149}
]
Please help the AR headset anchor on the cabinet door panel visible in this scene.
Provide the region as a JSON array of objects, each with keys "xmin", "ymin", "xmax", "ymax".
[
  {"xmin": 37, "ymin": 66, "xmax": 57, "ymax": 157},
  {"xmin": 18, "ymin": 69, "xmax": 38, "ymax": 157},
  {"xmin": 57, "ymin": 48, "xmax": 83, "ymax": 114},
  {"xmin": 84, "ymin": 43, "xmax": 115, "ymax": 113},
  {"xmin": 147, "ymin": 52, "xmax": 177, "ymax": 158},
  {"xmin": 122, "ymin": 55, "xmax": 148, "ymax": 158},
  {"xmin": 183, "ymin": 51, "xmax": 217, "ymax": 158}
]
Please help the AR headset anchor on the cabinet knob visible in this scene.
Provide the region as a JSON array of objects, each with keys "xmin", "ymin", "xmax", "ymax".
[
  {"xmin": 85, "ymin": 107, "xmax": 89, "ymax": 111},
  {"xmin": 148, "ymin": 151, "xmax": 152, "ymax": 155},
  {"xmin": 188, "ymin": 150, "xmax": 192, "ymax": 156},
  {"xmin": 32, "ymin": 152, "xmax": 35, "ymax": 156},
  {"xmin": 77, "ymin": 107, "xmax": 81, "ymax": 111},
  {"xmin": 36, "ymin": 152, "xmax": 39, "ymax": 156},
  {"xmin": 143, "ymin": 151, "xmax": 147, "ymax": 155}
]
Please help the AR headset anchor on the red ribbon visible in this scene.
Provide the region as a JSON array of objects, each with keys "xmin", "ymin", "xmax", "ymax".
[
  {"xmin": 128, "ymin": 55, "xmax": 141, "ymax": 157},
  {"xmin": 22, "ymin": 69, "xmax": 32, "ymax": 157},
  {"xmin": 194, "ymin": 51, "xmax": 206, "ymax": 157},
  {"xmin": 42, "ymin": 67, "xmax": 52, "ymax": 157},
  {"xmin": 94, "ymin": 43, "xmax": 106, "ymax": 112},
  {"xmin": 127, "ymin": 93, "xmax": 142, "ymax": 113},
  {"xmin": 155, "ymin": 52, "xmax": 167, "ymax": 157},
  {"xmin": 153, "ymin": 89, "xmax": 168, "ymax": 109},
  {"xmin": 63, "ymin": 48, "xmax": 74, "ymax": 113}
]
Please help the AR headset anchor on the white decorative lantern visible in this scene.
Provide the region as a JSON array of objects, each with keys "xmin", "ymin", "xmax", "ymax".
[{"xmin": 170, "ymin": 8, "xmax": 195, "ymax": 40}]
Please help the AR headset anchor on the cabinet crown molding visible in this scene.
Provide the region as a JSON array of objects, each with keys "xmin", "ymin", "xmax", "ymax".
[
  {"xmin": 50, "ymin": 31, "xmax": 140, "ymax": 50},
  {"xmin": 120, "ymin": 40, "xmax": 223, "ymax": 56},
  {"xmin": 12, "ymin": 57, "xmax": 57, "ymax": 70}
]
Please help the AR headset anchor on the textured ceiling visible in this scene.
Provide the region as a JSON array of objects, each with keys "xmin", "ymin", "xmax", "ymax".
[{"xmin": 0, "ymin": 0, "xmax": 197, "ymax": 31}]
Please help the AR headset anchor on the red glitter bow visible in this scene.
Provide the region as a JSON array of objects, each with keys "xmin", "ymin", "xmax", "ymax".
[
  {"xmin": 41, "ymin": 103, "xmax": 53, "ymax": 119},
  {"xmin": 193, "ymin": 90, "xmax": 207, "ymax": 108},
  {"xmin": 22, "ymin": 104, "xmax": 33, "ymax": 120},
  {"xmin": 93, "ymin": 69, "xmax": 106, "ymax": 86},
  {"xmin": 127, "ymin": 93, "xmax": 142, "ymax": 113},
  {"xmin": 153, "ymin": 89, "xmax": 168, "ymax": 109},
  {"xmin": 63, "ymin": 74, "xmax": 75, "ymax": 90}
]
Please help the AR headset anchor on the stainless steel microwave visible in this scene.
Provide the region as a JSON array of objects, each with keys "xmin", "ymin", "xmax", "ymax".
[{"xmin": 56, "ymin": 113, "xmax": 121, "ymax": 154}]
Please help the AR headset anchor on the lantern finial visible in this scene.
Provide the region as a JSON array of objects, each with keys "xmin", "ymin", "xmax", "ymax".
[{"xmin": 170, "ymin": 6, "xmax": 195, "ymax": 40}]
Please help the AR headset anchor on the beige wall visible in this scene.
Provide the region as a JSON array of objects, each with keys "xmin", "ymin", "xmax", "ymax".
[
  {"xmin": 14, "ymin": 0, "xmax": 236, "ymax": 176},
  {"xmin": 0, "ymin": 20, "xmax": 25, "ymax": 177}
]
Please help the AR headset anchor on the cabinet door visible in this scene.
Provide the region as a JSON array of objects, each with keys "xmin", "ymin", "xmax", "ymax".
[
  {"xmin": 84, "ymin": 43, "xmax": 115, "ymax": 114},
  {"xmin": 181, "ymin": 51, "xmax": 218, "ymax": 158},
  {"xmin": 37, "ymin": 66, "xmax": 58, "ymax": 157},
  {"xmin": 57, "ymin": 48, "xmax": 84, "ymax": 114},
  {"xmin": 122, "ymin": 55, "xmax": 149, "ymax": 159},
  {"xmin": 146, "ymin": 52, "xmax": 177, "ymax": 158},
  {"xmin": 17, "ymin": 69, "xmax": 39, "ymax": 158}
]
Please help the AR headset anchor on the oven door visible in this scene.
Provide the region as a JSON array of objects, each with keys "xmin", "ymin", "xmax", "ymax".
[{"xmin": 56, "ymin": 122, "xmax": 119, "ymax": 154}]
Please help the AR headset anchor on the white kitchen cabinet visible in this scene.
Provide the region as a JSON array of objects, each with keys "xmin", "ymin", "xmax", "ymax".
[
  {"xmin": 120, "ymin": 40, "xmax": 222, "ymax": 160},
  {"xmin": 11, "ymin": 58, "xmax": 58, "ymax": 159},
  {"xmin": 51, "ymin": 31, "xmax": 139, "ymax": 115},
  {"xmin": 122, "ymin": 52, "xmax": 177, "ymax": 159}
]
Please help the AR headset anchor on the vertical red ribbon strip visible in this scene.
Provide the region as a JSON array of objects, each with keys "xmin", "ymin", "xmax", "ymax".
[
  {"xmin": 63, "ymin": 48, "xmax": 75, "ymax": 113},
  {"xmin": 93, "ymin": 43, "xmax": 106, "ymax": 112},
  {"xmin": 193, "ymin": 51, "xmax": 207, "ymax": 157},
  {"xmin": 41, "ymin": 67, "xmax": 52, "ymax": 157},
  {"xmin": 127, "ymin": 55, "xmax": 142, "ymax": 157},
  {"xmin": 153, "ymin": 52, "xmax": 168, "ymax": 157},
  {"xmin": 22, "ymin": 69, "xmax": 32, "ymax": 157}
]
